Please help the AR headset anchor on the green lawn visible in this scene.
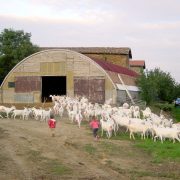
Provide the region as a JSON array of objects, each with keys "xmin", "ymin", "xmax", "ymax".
[
  {"xmin": 103, "ymin": 132, "xmax": 180, "ymax": 163},
  {"xmin": 134, "ymin": 138, "xmax": 180, "ymax": 163},
  {"xmin": 172, "ymin": 107, "xmax": 180, "ymax": 122}
]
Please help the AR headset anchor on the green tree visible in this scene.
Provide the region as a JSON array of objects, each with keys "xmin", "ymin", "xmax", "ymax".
[
  {"xmin": 0, "ymin": 28, "xmax": 39, "ymax": 84},
  {"xmin": 137, "ymin": 68, "xmax": 179, "ymax": 104},
  {"xmin": 174, "ymin": 83, "xmax": 180, "ymax": 98}
]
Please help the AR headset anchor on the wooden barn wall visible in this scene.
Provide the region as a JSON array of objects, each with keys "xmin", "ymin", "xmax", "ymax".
[
  {"xmin": 1, "ymin": 50, "xmax": 116, "ymax": 104},
  {"xmin": 14, "ymin": 93, "xmax": 34, "ymax": 103},
  {"xmin": 66, "ymin": 71, "xmax": 74, "ymax": 97},
  {"xmin": 15, "ymin": 76, "xmax": 41, "ymax": 93},
  {"xmin": 2, "ymin": 90, "xmax": 14, "ymax": 103},
  {"xmin": 0, "ymin": 89, "xmax": 2, "ymax": 103},
  {"xmin": 85, "ymin": 54, "xmax": 129, "ymax": 68},
  {"xmin": 74, "ymin": 77, "xmax": 105, "ymax": 104},
  {"xmin": 40, "ymin": 62, "xmax": 66, "ymax": 75}
]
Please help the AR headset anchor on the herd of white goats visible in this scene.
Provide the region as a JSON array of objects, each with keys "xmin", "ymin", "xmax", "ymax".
[{"xmin": 0, "ymin": 95, "xmax": 180, "ymax": 143}]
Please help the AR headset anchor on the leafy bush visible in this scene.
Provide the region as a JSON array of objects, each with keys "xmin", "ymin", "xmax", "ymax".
[
  {"xmin": 137, "ymin": 68, "xmax": 180, "ymax": 104},
  {"xmin": 154, "ymin": 103, "xmax": 173, "ymax": 111}
]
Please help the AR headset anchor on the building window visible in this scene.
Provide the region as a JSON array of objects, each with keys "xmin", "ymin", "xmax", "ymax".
[{"xmin": 8, "ymin": 82, "xmax": 15, "ymax": 88}]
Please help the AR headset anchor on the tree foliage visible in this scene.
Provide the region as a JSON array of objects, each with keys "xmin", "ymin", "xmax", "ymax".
[
  {"xmin": 0, "ymin": 28, "xmax": 39, "ymax": 84},
  {"xmin": 137, "ymin": 68, "xmax": 180, "ymax": 104}
]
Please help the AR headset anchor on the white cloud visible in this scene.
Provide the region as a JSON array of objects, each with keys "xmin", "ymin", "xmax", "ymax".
[
  {"xmin": 0, "ymin": 0, "xmax": 180, "ymax": 83},
  {"xmin": 142, "ymin": 21, "xmax": 180, "ymax": 30}
]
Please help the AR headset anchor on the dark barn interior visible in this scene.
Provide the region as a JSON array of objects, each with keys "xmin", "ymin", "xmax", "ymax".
[{"xmin": 41, "ymin": 76, "xmax": 66, "ymax": 102}]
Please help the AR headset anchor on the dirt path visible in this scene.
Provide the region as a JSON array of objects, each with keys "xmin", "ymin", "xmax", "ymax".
[{"xmin": 0, "ymin": 117, "xmax": 179, "ymax": 180}]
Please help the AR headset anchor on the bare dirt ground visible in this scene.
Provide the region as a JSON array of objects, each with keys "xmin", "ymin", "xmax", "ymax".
[{"xmin": 0, "ymin": 112, "xmax": 180, "ymax": 180}]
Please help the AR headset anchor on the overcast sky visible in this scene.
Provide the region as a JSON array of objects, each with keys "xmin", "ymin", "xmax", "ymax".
[{"xmin": 0, "ymin": 0, "xmax": 180, "ymax": 83}]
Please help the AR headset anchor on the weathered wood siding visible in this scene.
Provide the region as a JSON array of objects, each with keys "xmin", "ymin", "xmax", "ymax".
[
  {"xmin": 74, "ymin": 77, "xmax": 105, "ymax": 104},
  {"xmin": 15, "ymin": 76, "xmax": 41, "ymax": 93},
  {"xmin": 0, "ymin": 89, "xmax": 2, "ymax": 103}
]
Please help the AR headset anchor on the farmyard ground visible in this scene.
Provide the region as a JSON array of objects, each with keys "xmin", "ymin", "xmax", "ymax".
[{"xmin": 0, "ymin": 116, "xmax": 179, "ymax": 180}]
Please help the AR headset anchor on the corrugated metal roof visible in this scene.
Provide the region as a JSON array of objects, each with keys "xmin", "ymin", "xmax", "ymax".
[
  {"xmin": 40, "ymin": 47, "xmax": 132, "ymax": 58},
  {"xmin": 129, "ymin": 60, "xmax": 145, "ymax": 68},
  {"xmin": 92, "ymin": 58, "xmax": 138, "ymax": 77}
]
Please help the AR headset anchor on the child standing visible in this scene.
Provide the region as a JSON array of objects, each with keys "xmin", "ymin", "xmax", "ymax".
[
  {"xmin": 89, "ymin": 116, "xmax": 100, "ymax": 141},
  {"xmin": 48, "ymin": 114, "xmax": 56, "ymax": 137}
]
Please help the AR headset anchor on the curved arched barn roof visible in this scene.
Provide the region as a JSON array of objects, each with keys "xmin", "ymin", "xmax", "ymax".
[{"xmin": 0, "ymin": 49, "xmax": 139, "ymax": 104}]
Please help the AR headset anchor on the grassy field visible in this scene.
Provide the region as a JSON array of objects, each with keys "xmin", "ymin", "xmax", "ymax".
[
  {"xmin": 172, "ymin": 107, "xmax": 180, "ymax": 122},
  {"xmin": 135, "ymin": 139, "xmax": 180, "ymax": 163},
  {"xmin": 101, "ymin": 131, "xmax": 180, "ymax": 164},
  {"xmin": 87, "ymin": 103, "xmax": 180, "ymax": 165}
]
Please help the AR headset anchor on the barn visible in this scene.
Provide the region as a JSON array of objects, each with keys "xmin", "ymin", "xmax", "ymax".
[
  {"xmin": 129, "ymin": 60, "xmax": 146, "ymax": 74},
  {"xmin": 0, "ymin": 47, "xmax": 140, "ymax": 105}
]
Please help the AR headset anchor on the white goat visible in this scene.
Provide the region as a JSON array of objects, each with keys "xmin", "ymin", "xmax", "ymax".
[
  {"xmin": 42, "ymin": 108, "xmax": 52, "ymax": 122},
  {"xmin": 150, "ymin": 113, "xmax": 163, "ymax": 126},
  {"xmin": 172, "ymin": 123, "xmax": 180, "ymax": 130},
  {"xmin": 105, "ymin": 98, "xmax": 112, "ymax": 105},
  {"xmin": 0, "ymin": 106, "xmax": 16, "ymax": 118},
  {"xmin": 32, "ymin": 107, "xmax": 43, "ymax": 120},
  {"xmin": 58, "ymin": 105, "xmax": 64, "ymax": 118},
  {"xmin": 112, "ymin": 115, "xmax": 130, "ymax": 132},
  {"xmin": 142, "ymin": 107, "xmax": 152, "ymax": 119},
  {"xmin": 22, "ymin": 108, "xmax": 32, "ymax": 120},
  {"xmin": 162, "ymin": 118, "xmax": 173, "ymax": 128},
  {"xmin": 128, "ymin": 123, "xmax": 150, "ymax": 140},
  {"xmin": 67, "ymin": 109, "xmax": 77, "ymax": 123},
  {"xmin": 122, "ymin": 103, "xmax": 129, "ymax": 109},
  {"xmin": 75, "ymin": 110, "xmax": 83, "ymax": 128},
  {"xmin": 11, "ymin": 109, "xmax": 24, "ymax": 119},
  {"xmin": 100, "ymin": 118, "xmax": 113, "ymax": 139},
  {"xmin": 153, "ymin": 126, "xmax": 180, "ymax": 143}
]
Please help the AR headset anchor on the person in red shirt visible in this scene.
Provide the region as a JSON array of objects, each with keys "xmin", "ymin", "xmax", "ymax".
[
  {"xmin": 89, "ymin": 116, "xmax": 100, "ymax": 141},
  {"xmin": 48, "ymin": 114, "xmax": 56, "ymax": 137}
]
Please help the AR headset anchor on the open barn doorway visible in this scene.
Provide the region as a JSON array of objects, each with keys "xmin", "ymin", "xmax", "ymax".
[{"xmin": 41, "ymin": 76, "xmax": 66, "ymax": 102}]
